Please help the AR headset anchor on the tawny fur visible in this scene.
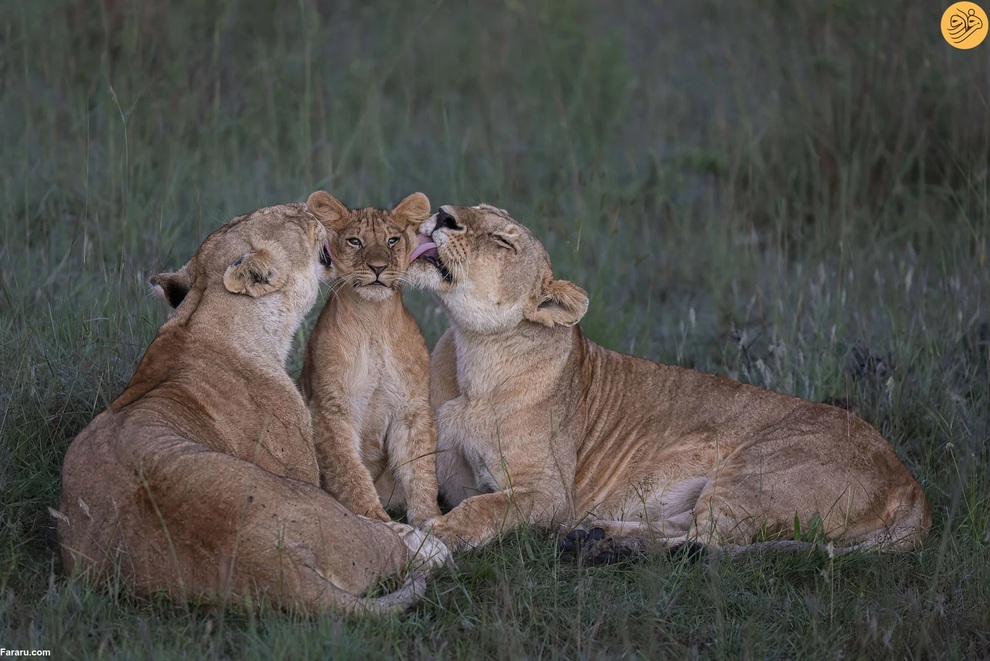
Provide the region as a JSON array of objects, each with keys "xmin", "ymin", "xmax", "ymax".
[
  {"xmin": 407, "ymin": 204, "xmax": 931, "ymax": 553},
  {"xmin": 57, "ymin": 203, "xmax": 448, "ymax": 615},
  {"xmin": 299, "ymin": 191, "xmax": 441, "ymax": 525}
]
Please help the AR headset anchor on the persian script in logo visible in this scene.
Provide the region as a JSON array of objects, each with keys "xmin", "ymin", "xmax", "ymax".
[{"xmin": 941, "ymin": 2, "xmax": 988, "ymax": 49}]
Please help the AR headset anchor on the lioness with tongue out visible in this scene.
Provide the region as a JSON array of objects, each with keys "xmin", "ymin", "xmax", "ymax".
[{"xmin": 406, "ymin": 204, "xmax": 931, "ymax": 557}]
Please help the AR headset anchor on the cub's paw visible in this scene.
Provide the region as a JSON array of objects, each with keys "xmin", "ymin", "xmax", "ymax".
[
  {"xmin": 405, "ymin": 505, "xmax": 442, "ymax": 528},
  {"xmin": 385, "ymin": 521, "xmax": 454, "ymax": 572},
  {"xmin": 363, "ymin": 505, "xmax": 392, "ymax": 523}
]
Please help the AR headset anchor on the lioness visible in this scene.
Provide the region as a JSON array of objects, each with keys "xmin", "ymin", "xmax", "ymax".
[
  {"xmin": 299, "ymin": 190, "xmax": 441, "ymax": 525},
  {"xmin": 407, "ymin": 204, "xmax": 931, "ymax": 554},
  {"xmin": 57, "ymin": 203, "xmax": 447, "ymax": 614}
]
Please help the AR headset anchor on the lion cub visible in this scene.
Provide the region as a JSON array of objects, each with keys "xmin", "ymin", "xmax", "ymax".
[{"xmin": 299, "ymin": 190, "xmax": 441, "ymax": 525}]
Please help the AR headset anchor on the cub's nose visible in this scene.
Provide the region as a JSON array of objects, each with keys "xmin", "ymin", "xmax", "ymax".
[
  {"xmin": 369, "ymin": 262, "xmax": 387, "ymax": 277},
  {"xmin": 436, "ymin": 207, "xmax": 462, "ymax": 231}
]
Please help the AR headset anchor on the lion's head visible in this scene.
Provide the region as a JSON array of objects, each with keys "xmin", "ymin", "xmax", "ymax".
[
  {"xmin": 150, "ymin": 202, "xmax": 333, "ymax": 317},
  {"xmin": 305, "ymin": 191, "xmax": 432, "ymax": 302},
  {"xmin": 408, "ymin": 204, "xmax": 588, "ymax": 334}
]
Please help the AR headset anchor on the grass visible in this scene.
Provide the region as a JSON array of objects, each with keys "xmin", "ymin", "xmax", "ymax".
[{"xmin": 1, "ymin": 0, "xmax": 988, "ymax": 657}]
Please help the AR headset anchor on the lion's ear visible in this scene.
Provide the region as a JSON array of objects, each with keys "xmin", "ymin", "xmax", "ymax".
[
  {"xmin": 149, "ymin": 265, "xmax": 191, "ymax": 309},
  {"xmin": 222, "ymin": 245, "xmax": 288, "ymax": 297},
  {"xmin": 525, "ymin": 278, "xmax": 589, "ymax": 328},
  {"xmin": 306, "ymin": 190, "xmax": 349, "ymax": 232},
  {"xmin": 391, "ymin": 192, "xmax": 431, "ymax": 230}
]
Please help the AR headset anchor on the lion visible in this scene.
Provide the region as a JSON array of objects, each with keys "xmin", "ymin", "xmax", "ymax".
[
  {"xmin": 56, "ymin": 202, "xmax": 448, "ymax": 615},
  {"xmin": 299, "ymin": 191, "xmax": 441, "ymax": 526},
  {"xmin": 406, "ymin": 203, "xmax": 931, "ymax": 556}
]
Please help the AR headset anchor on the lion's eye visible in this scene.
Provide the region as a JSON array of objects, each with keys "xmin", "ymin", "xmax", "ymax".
[
  {"xmin": 387, "ymin": 236, "xmax": 400, "ymax": 247},
  {"xmin": 347, "ymin": 238, "xmax": 362, "ymax": 248},
  {"xmin": 492, "ymin": 234, "xmax": 516, "ymax": 251}
]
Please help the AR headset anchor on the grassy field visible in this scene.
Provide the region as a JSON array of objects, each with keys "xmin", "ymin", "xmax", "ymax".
[{"xmin": 2, "ymin": 0, "xmax": 989, "ymax": 657}]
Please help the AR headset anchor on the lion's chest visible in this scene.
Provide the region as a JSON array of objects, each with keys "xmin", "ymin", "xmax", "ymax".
[
  {"xmin": 436, "ymin": 395, "xmax": 512, "ymax": 492},
  {"xmin": 341, "ymin": 339, "xmax": 418, "ymax": 449}
]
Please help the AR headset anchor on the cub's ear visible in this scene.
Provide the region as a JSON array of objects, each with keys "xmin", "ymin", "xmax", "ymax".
[
  {"xmin": 391, "ymin": 192, "xmax": 431, "ymax": 229},
  {"xmin": 306, "ymin": 190, "xmax": 350, "ymax": 232},
  {"xmin": 222, "ymin": 245, "xmax": 288, "ymax": 297},
  {"xmin": 525, "ymin": 278, "xmax": 589, "ymax": 328},
  {"xmin": 149, "ymin": 264, "xmax": 191, "ymax": 309}
]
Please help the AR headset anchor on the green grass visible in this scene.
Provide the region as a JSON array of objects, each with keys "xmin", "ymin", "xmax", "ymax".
[{"xmin": 2, "ymin": 0, "xmax": 989, "ymax": 657}]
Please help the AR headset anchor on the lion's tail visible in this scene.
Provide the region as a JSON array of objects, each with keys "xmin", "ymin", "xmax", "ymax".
[{"xmin": 326, "ymin": 573, "xmax": 427, "ymax": 616}]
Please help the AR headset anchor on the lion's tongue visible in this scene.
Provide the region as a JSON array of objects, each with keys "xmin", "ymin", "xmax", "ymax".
[{"xmin": 409, "ymin": 235, "xmax": 438, "ymax": 264}]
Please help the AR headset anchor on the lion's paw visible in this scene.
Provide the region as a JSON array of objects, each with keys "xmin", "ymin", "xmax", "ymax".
[
  {"xmin": 384, "ymin": 521, "xmax": 454, "ymax": 572},
  {"xmin": 557, "ymin": 526, "xmax": 709, "ymax": 565},
  {"xmin": 557, "ymin": 526, "xmax": 640, "ymax": 565}
]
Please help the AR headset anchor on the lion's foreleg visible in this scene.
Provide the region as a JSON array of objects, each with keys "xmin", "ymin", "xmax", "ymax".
[
  {"xmin": 312, "ymin": 411, "xmax": 390, "ymax": 522},
  {"xmin": 387, "ymin": 409, "xmax": 442, "ymax": 525},
  {"xmin": 424, "ymin": 487, "xmax": 564, "ymax": 551}
]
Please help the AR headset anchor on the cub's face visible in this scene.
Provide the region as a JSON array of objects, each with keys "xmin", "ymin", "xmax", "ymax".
[
  {"xmin": 151, "ymin": 203, "xmax": 333, "ymax": 315},
  {"xmin": 408, "ymin": 204, "xmax": 589, "ymax": 335},
  {"xmin": 306, "ymin": 191, "xmax": 432, "ymax": 302}
]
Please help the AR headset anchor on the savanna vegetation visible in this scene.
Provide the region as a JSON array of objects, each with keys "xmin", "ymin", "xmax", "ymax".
[{"xmin": 1, "ymin": 0, "xmax": 988, "ymax": 657}]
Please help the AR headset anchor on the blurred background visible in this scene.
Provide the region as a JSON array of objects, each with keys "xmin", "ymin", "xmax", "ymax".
[{"xmin": 1, "ymin": 0, "xmax": 988, "ymax": 656}]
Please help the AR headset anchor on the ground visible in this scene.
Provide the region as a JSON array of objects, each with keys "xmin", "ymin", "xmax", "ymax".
[{"xmin": 1, "ymin": 0, "xmax": 988, "ymax": 657}]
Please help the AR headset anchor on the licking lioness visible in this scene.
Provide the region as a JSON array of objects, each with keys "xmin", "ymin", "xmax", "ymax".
[
  {"xmin": 57, "ymin": 203, "xmax": 447, "ymax": 614},
  {"xmin": 407, "ymin": 204, "xmax": 931, "ymax": 554}
]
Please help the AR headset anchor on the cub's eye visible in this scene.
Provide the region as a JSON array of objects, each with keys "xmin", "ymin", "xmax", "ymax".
[
  {"xmin": 347, "ymin": 238, "xmax": 362, "ymax": 248},
  {"xmin": 387, "ymin": 236, "xmax": 400, "ymax": 247}
]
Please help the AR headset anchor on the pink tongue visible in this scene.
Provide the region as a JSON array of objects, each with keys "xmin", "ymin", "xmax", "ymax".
[{"xmin": 408, "ymin": 235, "xmax": 438, "ymax": 264}]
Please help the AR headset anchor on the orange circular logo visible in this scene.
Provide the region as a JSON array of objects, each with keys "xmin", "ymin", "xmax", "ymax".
[{"xmin": 942, "ymin": 2, "xmax": 988, "ymax": 49}]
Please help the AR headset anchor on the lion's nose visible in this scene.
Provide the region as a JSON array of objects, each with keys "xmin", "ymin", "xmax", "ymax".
[
  {"xmin": 436, "ymin": 208, "xmax": 461, "ymax": 231},
  {"xmin": 369, "ymin": 262, "xmax": 386, "ymax": 277}
]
